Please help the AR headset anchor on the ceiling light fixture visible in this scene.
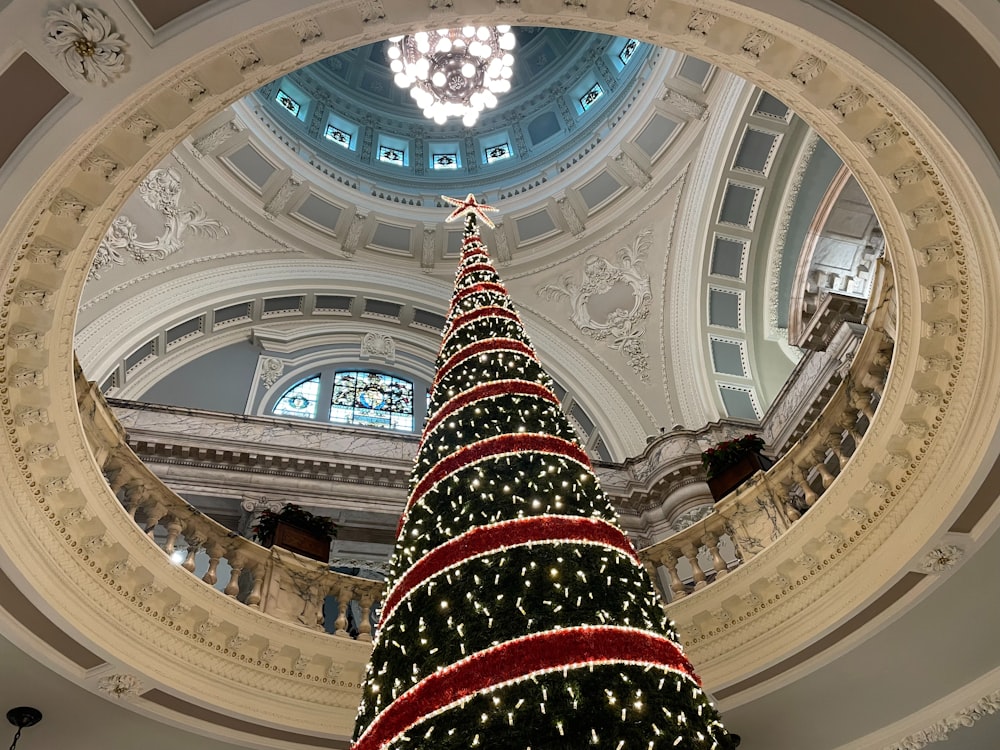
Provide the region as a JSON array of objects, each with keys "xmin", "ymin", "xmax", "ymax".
[
  {"xmin": 6, "ymin": 707, "xmax": 41, "ymax": 750},
  {"xmin": 386, "ymin": 26, "xmax": 516, "ymax": 127}
]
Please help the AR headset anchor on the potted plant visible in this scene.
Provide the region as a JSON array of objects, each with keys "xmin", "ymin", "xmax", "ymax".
[
  {"xmin": 701, "ymin": 434, "xmax": 773, "ymax": 501},
  {"xmin": 252, "ymin": 503, "xmax": 337, "ymax": 562}
]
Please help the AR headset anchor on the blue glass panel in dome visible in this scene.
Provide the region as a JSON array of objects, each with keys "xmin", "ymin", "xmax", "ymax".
[
  {"xmin": 619, "ymin": 39, "xmax": 640, "ymax": 66},
  {"xmin": 580, "ymin": 82, "xmax": 604, "ymax": 111},
  {"xmin": 330, "ymin": 371, "xmax": 414, "ymax": 431},
  {"xmin": 275, "ymin": 89, "xmax": 301, "ymax": 117},
  {"xmin": 272, "ymin": 376, "xmax": 321, "ymax": 419}
]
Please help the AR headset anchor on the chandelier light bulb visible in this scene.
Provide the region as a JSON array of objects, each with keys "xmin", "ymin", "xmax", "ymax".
[{"xmin": 386, "ymin": 27, "xmax": 517, "ymax": 125}]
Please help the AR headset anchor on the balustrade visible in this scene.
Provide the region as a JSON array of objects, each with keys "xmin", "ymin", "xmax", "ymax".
[
  {"xmin": 640, "ymin": 284, "xmax": 894, "ymax": 601},
  {"xmin": 79, "ymin": 376, "xmax": 385, "ymax": 637}
]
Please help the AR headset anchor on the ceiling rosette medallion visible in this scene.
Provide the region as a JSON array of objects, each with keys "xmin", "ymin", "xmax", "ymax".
[
  {"xmin": 540, "ymin": 230, "xmax": 653, "ymax": 381},
  {"xmin": 43, "ymin": 4, "xmax": 127, "ymax": 84}
]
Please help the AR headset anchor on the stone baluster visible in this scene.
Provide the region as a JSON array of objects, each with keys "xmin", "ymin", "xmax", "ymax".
[
  {"xmin": 659, "ymin": 553, "xmax": 688, "ymax": 599},
  {"xmin": 163, "ymin": 515, "xmax": 183, "ymax": 554},
  {"xmin": 791, "ymin": 464, "xmax": 819, "ymax": 507},
  {"xmin": 143, "ymin": 503, "xmax": 167, "ymax": 536},
  {"xmin": 245, "ymin": 563, "xmax": 264, "ymax": 608},
  {"xmin": 811, "ymin": 448, "xmax": 836, "ymax": 488},
  {"xmin": 702, "ymin": 532, "xmax": 728, "ymax": 579},
  {"xmin": 357, "ymin": 593, "xmax": 374, "ymax": 642},
  {"xmin": 849, "ymin": 387, "xmax": 876, "ymax": 422},
  {"xmin": 826, "ymin": 431, "xmax": 849, "ymax": 467},
  {"xmin": 333, "ymin": 586, "xmax": 353, "ymax": 638},
  {"xmin": 122, "ymin": 483, "xmax": 145, "ymax": 519},
  {"xmin": 839, "ymin": 411, "xmax": 864, "ymax": 447},
  {"xmin": 182, "ymin": 531, "xmax": 205, "ymax": 573},
  {"xmin": 770, "ymin": 485, "xmax": 800, "ymax": 523},
  {"xmin": 203, "ymin": 541, "xmax": 225, "ymax": 585},
  {"xmin": 224, "ymin": 554, "xmax": 245, "ymax": 598},
  {"xmin": 681, "ymin": 543, "xmax": 708, "ymax": 591}
]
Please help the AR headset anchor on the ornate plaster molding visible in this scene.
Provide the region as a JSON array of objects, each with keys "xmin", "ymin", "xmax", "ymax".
[
  {"xmin": 884, "ymin": 690, "xmax": 1000, "ymax": 749},
  {"xmin": 89, "ymin": 167, "xmax": 228, "ymax": 279},
  {"xmin": 44, "ymin": 4, "xmax": 127, "ymax": 84},
  {"xmin": 539, "ymin": 230, "xmax": 653, "ymax": 381}
]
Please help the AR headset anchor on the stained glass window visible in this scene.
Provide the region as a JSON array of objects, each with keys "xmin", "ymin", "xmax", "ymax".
[
  {"xmin": 484, "ymin": 143, "xmax": 511, "ymax": 164},
  {"xmin": 378, "ymin": 145, "xmax": 405, "ymax": 165},
  {"xmin": 272, "ymin": 375, "xmax": 321, "ymax": 419},
  {"xmin": 618, "ymin": 39, "xmax": 640, "ymax": 66},
  {"xmin": 275, "ymin": 89, "xmax": 301, "ymax": 117},
  {"xmin": 330, "ymin": 371, "xmax": 414, "ymax": 431},
  {"xmin": 325, "ymin": 124, "xmax": 352, "ymax": 148},
  {"xmin": 579, "ymin": 82, "xmax": 604, "ymax": 111},
  {"xmin": 432, "ymin": 153, "xmax": 459, "ymax": 169}
]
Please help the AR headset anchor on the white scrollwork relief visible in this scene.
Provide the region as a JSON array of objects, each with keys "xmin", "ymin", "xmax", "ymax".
[
  {"xmin": 539, "ymin": 231, "xmax": 653, "ymax": 381},
  {"xmin": 260, "ymin": 357, "xmax": 284, "ymax": 387},
  {"xmin": 885, "ymin": 690, "xmax": 1000, "ymax": 749},
  {"xmin": 90, "ymin": 167, "xmax": 228, "ymax": 279},
  {"xmin": 361, "ymin": 331, "xmax": 396, "ymax": 363},
  {"xmin": 44, "ymin": 4, "xmax": 127, "ymax": 84}
]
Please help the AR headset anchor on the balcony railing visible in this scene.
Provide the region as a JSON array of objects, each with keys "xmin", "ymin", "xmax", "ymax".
[{"xmin": 79, "ymin": 372, "xmax": 386, "ymax": 639}]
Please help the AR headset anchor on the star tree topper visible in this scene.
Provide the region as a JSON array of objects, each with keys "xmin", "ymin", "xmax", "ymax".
[{"xmin": 442, "ymin": 193, "xmax": 498, "ymax": 229}]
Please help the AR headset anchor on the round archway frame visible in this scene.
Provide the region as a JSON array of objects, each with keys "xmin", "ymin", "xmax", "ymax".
[{"xmin": 0, "ymin": 0, "xmax": 997, "ymax": 742}]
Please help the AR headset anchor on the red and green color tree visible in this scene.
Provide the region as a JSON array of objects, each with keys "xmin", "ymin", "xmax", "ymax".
[{"xmin": 351, "ymin": 195, "xmax": 738, "ymax": 750}]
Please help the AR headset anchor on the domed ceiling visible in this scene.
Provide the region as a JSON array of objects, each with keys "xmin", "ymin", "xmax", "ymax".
[
  {"xmin": 74, "ymin": 27, "xmax": 860, "ymax": 463},
  {"xmin": 249, "ymin": 28, "xmax": 654, "ymax": 195}
]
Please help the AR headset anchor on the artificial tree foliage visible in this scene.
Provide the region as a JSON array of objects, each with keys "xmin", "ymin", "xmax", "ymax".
[{"xmin": 352, "ymin": 196, "xmax": 738, "ymax": 750}]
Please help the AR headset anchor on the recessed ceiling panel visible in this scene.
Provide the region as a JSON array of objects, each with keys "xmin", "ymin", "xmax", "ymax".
[
  {"xmin": 634, "ymin": 114, "xmax": 679, "ymax": 160},
  {"xmin": 719, "ymin": 183, "xmax": 760, "ymax": 227},
  {"xmin": 754, "ymin": 91, "xmax": 790, "ymax": 121},
  {"xmin": 294, "ymin": 195, "xmax": 343, "ymax": 233},
  {"xmin": 446, "ymin": 231, "xmax": 464, "ymax": 256},
  {"xmin": 708, "ymin": 288, "xmax": 742, "ymax": 329},
  {"xmin": 710, "ymin": 237, "xmax": 746, "ymax": 278},
  {"xmin": 710, "ymin": 339, "xmax": 746, "ymax": 377},
  {"xmin": 733, "ymin": 128, "xmax": 778, "ymax": 175},
  {"xmin": 315, "ymin": 295, "xmax": 352, "ymax": 313},
  {"xmin": 516, "ymin": 209, "xmax": 558, "ymax": 243},
  {"xmin": 719, "ymin": 385, "xmax": 760, "ymax": 420},
  {"xmin": 0, "ymin": 54, "xmax": 68, "ymax": 172},
  {"xmin": 578, "ymin": 171, "xmax": 625, "ymax": 211},
  {"xmin": 678, "ymin": 56, "xmax": 712, "ymax": 85},
  {"xmin": 527, "ymin": 111, "xmax": 561, "ymax": 145},
  {"xmin": 225, "ymin": 145, "xmax": 277, "ymax": 188},
  {"xmin": 370, "ymin": 223, "xmax": 412, "ymax": 255}
]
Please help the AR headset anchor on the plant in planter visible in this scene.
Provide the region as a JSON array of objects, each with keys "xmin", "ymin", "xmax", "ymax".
[
  {"xmin": 701, "ymin": 434, "xmax": 772, "ymax": 500},
  {"xmin": 252, "ymin": 503, "xmax": 337, "ymax": 562}
]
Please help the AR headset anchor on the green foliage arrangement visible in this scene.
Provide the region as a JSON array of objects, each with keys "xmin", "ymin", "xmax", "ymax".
[
  {"xmin": 252, "ymin": 503, "xmax": 337, "ymax": 543},
  {"xmin": 701, "ymin": 434, "xmax": 766, "ymax": 479}
]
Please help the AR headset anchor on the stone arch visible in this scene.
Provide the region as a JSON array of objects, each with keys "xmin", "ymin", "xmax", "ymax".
[{"xmin": 0, "ymin": 0, "xmax": 996, "ymax": 739}]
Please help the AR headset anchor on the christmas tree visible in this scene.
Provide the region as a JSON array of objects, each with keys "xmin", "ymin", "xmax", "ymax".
[{"xmin": 351, "ymin": 195, "xmax": 738, "ymax": 750}]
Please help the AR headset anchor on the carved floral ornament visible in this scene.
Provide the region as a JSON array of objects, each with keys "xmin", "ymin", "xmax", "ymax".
[
  {"xmin": 539, "ymin": 231, "xmax": 653, "ymax": 381},
  {"xmin": 44, "ymin": 4, "xmax": 127, "ymax": 84},
  {"xmin": 89, "ymin": 167, "xmax": 228, "ymax": 279}
]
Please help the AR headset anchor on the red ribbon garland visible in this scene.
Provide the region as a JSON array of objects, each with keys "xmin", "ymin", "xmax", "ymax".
[
  {"xmin": 451, "ymin": 281, "xmax": 509, "ymax": 308},
  {"xmin": 381, "ymin": 515, "xmax": 639, "ymax": 626},
  {"xmin": 455, "ymin": 262, "xmax": 498, "ymax": 285},
  {"xmin": 434, "ymin": 338, "xmax": 537, "ymax": 389},
  {"xmin": 423, "ymin": 379, "xmax": 559, "ymax": 439},
  {"xmin": 403, "ymin": 432, "xmax": 593, "ymax": 519},
  {"xmin": 352, "ymin": 626, "xmax": 700, "ymax": 750},
  {"xmin": 443, "ymin": 306, "xmax": 521, "ymax": 341}
]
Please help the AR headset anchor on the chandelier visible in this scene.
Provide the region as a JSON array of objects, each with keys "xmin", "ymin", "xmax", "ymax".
[{"xmin": 387, "ymin": 26, "xmax": 516, "ymax": 126}]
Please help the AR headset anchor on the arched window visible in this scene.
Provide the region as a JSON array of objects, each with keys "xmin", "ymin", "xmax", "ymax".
[
  {"xmin": 330, "ymin": 371, "xmax": 414, "ymax": 431},
  {"xmin": 272, "ymin": 375, "xmax": 321, "ymax": 419}
]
